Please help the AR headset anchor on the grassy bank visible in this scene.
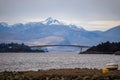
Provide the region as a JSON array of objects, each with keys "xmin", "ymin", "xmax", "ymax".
[{"xmin": 0, "ymin": 68, "xmax": 120, "ymax": 80}]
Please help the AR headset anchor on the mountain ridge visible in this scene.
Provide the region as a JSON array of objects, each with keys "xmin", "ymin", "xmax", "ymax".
[{"xmin": 0, "ymin": 18, "xmax": 120, "ymax": 48}]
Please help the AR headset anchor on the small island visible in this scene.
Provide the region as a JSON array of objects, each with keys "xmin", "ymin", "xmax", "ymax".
[
  {"xmin": 82, "ymin": 41, "xmax": 120, "ymax": 55},
  {"xmin": 0, "ymin": 42, "xmax": 48, "ymax": 53}
]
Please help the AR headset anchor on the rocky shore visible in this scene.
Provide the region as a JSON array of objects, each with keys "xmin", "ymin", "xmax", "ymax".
[{"xmin": 0, "ymin": 68, "xmax": 120, "ymax": 80}]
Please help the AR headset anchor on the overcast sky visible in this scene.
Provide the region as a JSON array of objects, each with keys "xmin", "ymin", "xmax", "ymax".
[{"xmin": 0, "ymin": 0, "xmax": 120, "ymax": 31}]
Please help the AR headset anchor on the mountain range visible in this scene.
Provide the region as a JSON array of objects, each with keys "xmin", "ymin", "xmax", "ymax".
[{"xmin": 0, "ymin": 17, "xmax": 120, "ymax": 51}]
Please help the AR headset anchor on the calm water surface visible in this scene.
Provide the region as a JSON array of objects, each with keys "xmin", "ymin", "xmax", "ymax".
[{"xmin": 0, "ymin": 52, "xmax": 120, "ymax": 71}]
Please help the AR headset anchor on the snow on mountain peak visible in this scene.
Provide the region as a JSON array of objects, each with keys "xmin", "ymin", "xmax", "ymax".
[
  {"xmin": 42, "ymin": 17, "xmax": 63, "ymax": 25},
  {"xmin": 69, "ymin": 24, "xmax": 83, "ymax": 30},
  {"xmin": 0, "ymin": 22, "xmax": 8, "ymax": 27}
]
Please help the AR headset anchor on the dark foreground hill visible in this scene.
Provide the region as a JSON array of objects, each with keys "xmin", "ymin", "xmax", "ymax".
[
  {"xmin": 82, "ymin": 41, "xmax": 120, "ymax": 54},
  {"xmin": 0, "ymin": 43, "xmax": 47, "ymax": 53}
]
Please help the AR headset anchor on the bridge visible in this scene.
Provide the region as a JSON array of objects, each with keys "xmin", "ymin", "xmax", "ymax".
[{"xmin": 30, "ymin": 45, "xmax": 90, "ymax": 53}]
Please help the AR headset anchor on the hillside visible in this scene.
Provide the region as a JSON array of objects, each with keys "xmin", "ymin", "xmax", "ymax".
[
  {"xmin": 82, "ymin": 41, "xmax": 120, "ymax": 54},
  {"xmin": 0, "ymin": 43, "xmax": 47, "ymax": 53},
  {"xmin": 0, "ymin": 17, "xmax": 120, "ymax": 51}
]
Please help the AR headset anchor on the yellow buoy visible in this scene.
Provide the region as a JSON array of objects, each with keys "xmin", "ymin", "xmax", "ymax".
[{"xmin": 102, "ymin": 68, "xmax": 109, "ymax": 74}]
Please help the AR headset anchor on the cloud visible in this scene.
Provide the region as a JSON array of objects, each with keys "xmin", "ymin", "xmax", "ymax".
[
  {"xmin": 0, "ymin": 0, "xmax": 120, "ymax": 30},
  {"xmin": 0, "ymin": 0, "xmax": 120, "ymax": 20},
  {"xmin": 79, "ymin": 20, "xmax": 120, "ymax": 31}
]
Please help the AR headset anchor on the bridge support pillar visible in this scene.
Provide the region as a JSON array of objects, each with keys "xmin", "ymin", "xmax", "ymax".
[{"xmin": 79, "ymin": 48, "xmax": 83, "ymax": 54}]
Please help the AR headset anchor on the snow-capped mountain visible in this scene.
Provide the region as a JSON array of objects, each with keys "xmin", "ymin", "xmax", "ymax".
[
  {"xmin": 102, "ymin": 25, "xmax": 120, "ymax": 41},
  {"xmin": 0, "ymin": 17, "xmax": 120, "ymax": 49},
  {"xmin": 0, "ymin": 22, "xmax": 8, "ymax": 27},
  {"xmin": 69, "ymin": 24, "xmax": 84, "ymax": 31},
  {"xmin": 41, "ymin": 17, "xmax": 63, "ymax": 25}
]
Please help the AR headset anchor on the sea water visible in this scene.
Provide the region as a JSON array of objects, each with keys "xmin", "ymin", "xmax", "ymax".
[{"xmin": 0, "ymin": 52, "xmax": 120, "ymax": 71}]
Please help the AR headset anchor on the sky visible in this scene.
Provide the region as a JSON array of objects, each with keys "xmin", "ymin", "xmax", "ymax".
[{"xmin": 0, "ymin": 0, "xmax": 120, "ymax": 31}]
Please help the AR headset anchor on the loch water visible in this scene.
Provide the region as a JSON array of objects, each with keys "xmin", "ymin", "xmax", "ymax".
[{"xmin": 0, "ymin": 52, "xmax": 120, "ymax": 71}]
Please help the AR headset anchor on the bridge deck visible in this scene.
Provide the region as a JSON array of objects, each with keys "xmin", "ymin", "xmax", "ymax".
[{"xmin": 30, "ymin": 45, "xmax": 90, "ymax": 48}]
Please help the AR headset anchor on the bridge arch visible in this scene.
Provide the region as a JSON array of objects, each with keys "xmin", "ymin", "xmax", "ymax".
[{"xmin": 30, "ymin": 45, "xmax": 90, "ymax": 53}]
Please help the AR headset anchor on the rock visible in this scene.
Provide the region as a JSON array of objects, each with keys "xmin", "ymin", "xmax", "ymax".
[
  {"xmin": 105, "ymin": 63, "xmax": 118, "ymax": 70},
  {"xmin": 114, "ymin": 51, "xmax": 120, "ymax": 55}
]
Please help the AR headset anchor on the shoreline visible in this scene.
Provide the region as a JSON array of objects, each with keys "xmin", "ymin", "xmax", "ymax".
[{"xmin": 0, "ymin": 68, "xmax": 120, "ymax": 80}]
